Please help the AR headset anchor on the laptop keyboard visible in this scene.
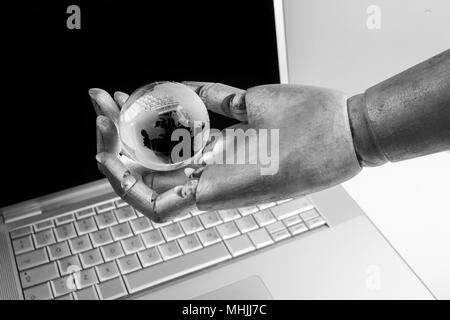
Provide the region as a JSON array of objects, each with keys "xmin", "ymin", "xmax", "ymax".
[{"xmin": 9, "ymin": 196, "xmax": 327, "ymax": 300}]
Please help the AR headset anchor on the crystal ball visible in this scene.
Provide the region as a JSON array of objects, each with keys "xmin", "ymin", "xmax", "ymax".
[{"xmin": 119, "ymin": 82, "xmax": 210, "ymax": 171}]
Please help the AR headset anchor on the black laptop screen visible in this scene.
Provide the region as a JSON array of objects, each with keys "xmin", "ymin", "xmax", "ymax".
[{"xmin": 0, "ymin": 0, "xmax": 280, "ymax": 208}]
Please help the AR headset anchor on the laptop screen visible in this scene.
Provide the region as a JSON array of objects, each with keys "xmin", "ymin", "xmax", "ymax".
[{"xmin": 0, "ymin": 0, "xmax": 280, "ymax": 208}]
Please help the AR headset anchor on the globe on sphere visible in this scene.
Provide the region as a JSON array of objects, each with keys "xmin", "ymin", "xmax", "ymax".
[{"xmin": 119, "ymin": 82, "xmax": 210, "ymax": 171}]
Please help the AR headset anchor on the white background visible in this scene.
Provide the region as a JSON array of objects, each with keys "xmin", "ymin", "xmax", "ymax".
[
  {"xmin": 283, "ymin": 0, "xmax": 450, "ymax": 298},
  {"xmin": 343, "ymin": 152, "xmax": 450, "ymax": 298}
]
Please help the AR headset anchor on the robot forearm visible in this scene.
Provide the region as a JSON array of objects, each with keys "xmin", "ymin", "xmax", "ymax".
[{"xmin": 348, "ymin": 49, "xmax": 450, "ymax": 167}]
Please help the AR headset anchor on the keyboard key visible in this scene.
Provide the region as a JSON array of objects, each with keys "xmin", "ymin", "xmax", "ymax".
[
  {"xmin": 161, "ymin": 223, "xmax": 184, "ymax": 241},
  {"xmin": 96, "ymin": 201, "xmax": 116, "ymax": 213},
  {"xmin": 115, "ymin": 198, "xmax": 128, "ymax": 208},
  {"xmin": 51, "ymin": 275, "xmax": 76, "ymax": 297},
  {"xmin": 124, "ymin": 243, "xmax": 231, "ymax": 294},
  {"xmin": 69, "ymin": 235, "xmax": 93, "ymax": 254},
  {"xmin": 75, "ymin": 286, "xmax": 99, "ymax": 300},
  {"xmin": 34, "ymin": 220, "xmax": 54, "ymax": 232},
  {"xmin": 33, "ymin": 229, "xmax": 56, "ymax": 248},
  {"xmin": 282, "ymin": 214, "xmax": 302, "ymax": 227},
  {"xmin": 199, "ymin": 211, "xmax": 222, "ymax": 228},
  {"xmin": 276, "ymin": 198, "xmax": 293, "ymax": 204},
  {"xmin": 197, "ymin": 228, "xmax": 221, "ymax": 247},
  {"xmin": 305, "ymin": 216, "xmax": 327, "ymax": 229},
  {"xmin": 96, "ymin": 261, "xmax": 120, "ymax": 281},
  {"xmin": 55, "ymin": 223, "xmax": 77, "ymax": 242},
  {"xmin": 180, "ymin": 216, "xmax": 203, "ymax": 235},
  {"xmin": 23, "ymin": 282, "xmax": 53, "ymax": 300},
  {"xmin": 217, "ymin": 209, "xmax": 240, "ymax": 222},
  {"xmin": 110, "ymin": 222, "xmax": 133, "ymax": 241},
  {"xmin": 75, "ymin": 217, "xmax": 98, "ymax": 235},
  {"xmin": 177, "ymin": 234, "xmax": 202, "ymax": 253},
  {"xmin": 265, "ymin": 221, "xmax": 285, "ymax": 234},
  {"xmin": 138, "ymin": 247, "xmax": 163, "ymax": 267},
  {"xmin": 270, "ymin": 197, "xmax": 314, "ymax": 220},
  {"xmin": 90, "ymin": 229, "xmax": 113, "ymax": 247},
  {"xmin": 55, "ymin": 213, "xmax": 75, "ymax": 226},
  {"xmin": 55, "ymin": 293, "xmax": 74, "ymax": 300},
  {"xmin": 159, "ymin": 241, "xmax": 182, "ymax": 260},
  {"xmin": 101, "ymin": 242, "xmax": 125, "ymax": 262},
  {"xmin": 77, "ymin": 268, "xmax": 99, "ymax": 289},
  {"xmin": 121, "ymin": 235, "xmax": 145, "ymax": 255},
  {"xmin": 10, "ymin": 226, "xmax": 32, "ymax": 239},
  {"xmin": 300, "ymin": 208, "xmax": 320, "ymax": 221},
  {"xmin": 173, "ymin": 211, "xmax": 191, "ymax": 222},
  {"xmin": 248, "ymin": 228, "xmax": 274, "ymax": 249},
  {"xmin": 58, "ymin": 255, "xmax": 82, "ymax": 275},
  {"xmin": 20, "ymin": 262, "xmax": 59, "ymax": 288},
  {"xmin": 75, "ymin": 207, "xmax": 95, "ymax": 220},
  {"xmin": 117, "ymin": 254, "xmax": 142, "ymax": 274},
  {"xmin": 152, "ymin": 220, "xmax": 172, "ymax": 229},
  {"xmin": 253, "ymin": 209, "xmax": 276, "ymax": 227},
  {"xmin": 115, "ymin": 206, "xmax": 137, "ymax": 223},
  {"xmin": 48, "ymin": 241, "xmax": 71, "ymax": 261},
  {"xmin": 16, "ymin": 248, "xmax": 49, "ymax": 271},
  {"xmin": 237, "ymin": 206, "xmax": 259, "ymax": 216},
  {"xmin": 80, "ymin": 248, "xmax": 104, "ymax": 268},
  {"xmin": 216, "ymin": 221, "xmax": 240, "ymax": 240},
  {"xmin": 12, "ymin": 235, "xmax": 34, "ymax": 255},
  {"xmin": 96, "ymin": 277, "xmax": 128, "ymax": 300},
  {"xmin": 288, "ymin": 222, "xmax": 308, "ymax": 235},
  {"xmin": 141, "ymin": 229, "xmax": 165, "ymax": 248},
  {"xmin": 225, "ymin": 234, "xmax": 256, "ymax": 257},
  {"xmin": 257, "ymin": 202, "xmax": 276, "ymax": 210},
  {"xmin": 129, "ymin": 217, "xmax": 152, "ymax": 234},
  {"xmin": 270, "ymin": 228, "xmax": 291, "ymax": 242},
  {"xmin": 95, "ymin": 211, "xmax": 118, "ymax": 229},
  {"xmin": 235, "ymin": 216, "xmax": 258, "ymax": 233}
]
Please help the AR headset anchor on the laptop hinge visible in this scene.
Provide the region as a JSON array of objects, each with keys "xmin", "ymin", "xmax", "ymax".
[
  {"xmin": 1, "ymin": 179, "xmax": 112, "ymax": 225},
  {"xmin": 5, "ymin": 209, "xmax": 42, "ymax": 224}
]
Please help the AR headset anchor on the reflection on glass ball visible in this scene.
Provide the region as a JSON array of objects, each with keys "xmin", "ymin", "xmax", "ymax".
[{"xmin": 119, "ymin": 82, "xmax": 210, "ymax": 171}]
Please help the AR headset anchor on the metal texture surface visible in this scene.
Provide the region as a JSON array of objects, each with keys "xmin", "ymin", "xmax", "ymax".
[
  {"xmin": 348, "ymin": 49, "xmax": 450, "ymax": 166},
  {"xmin": 0, "ymin": 225, "xmax": 22, "ymax": 299},
  {"xmin": 197, "ymin": 85, "xmax": 362, "ymax": 210}
]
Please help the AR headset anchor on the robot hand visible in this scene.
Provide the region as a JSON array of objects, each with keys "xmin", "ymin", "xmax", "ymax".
[
  {"xmin": 91, "ymin": 49, "xmax": 450, "ymax": 222},
  {"xmin": 90, "ymin": 83, "xmax": 361, "ymax": 222}
]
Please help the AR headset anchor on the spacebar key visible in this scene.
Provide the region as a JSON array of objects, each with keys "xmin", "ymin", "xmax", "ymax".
[{"xmin": 124, "ymin": 243, "xmax": 231, "ymax": 294}]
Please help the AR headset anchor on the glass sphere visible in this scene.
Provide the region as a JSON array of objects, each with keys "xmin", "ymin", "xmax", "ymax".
[{"xmin": 119, "ymin": 82, "xmax": 210, "ymax": 171}]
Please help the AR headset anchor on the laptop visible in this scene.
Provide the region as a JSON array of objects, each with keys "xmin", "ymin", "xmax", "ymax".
[{"xmin": 0, "ymin": 0, "xmax": 436, "ymax": 299}]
